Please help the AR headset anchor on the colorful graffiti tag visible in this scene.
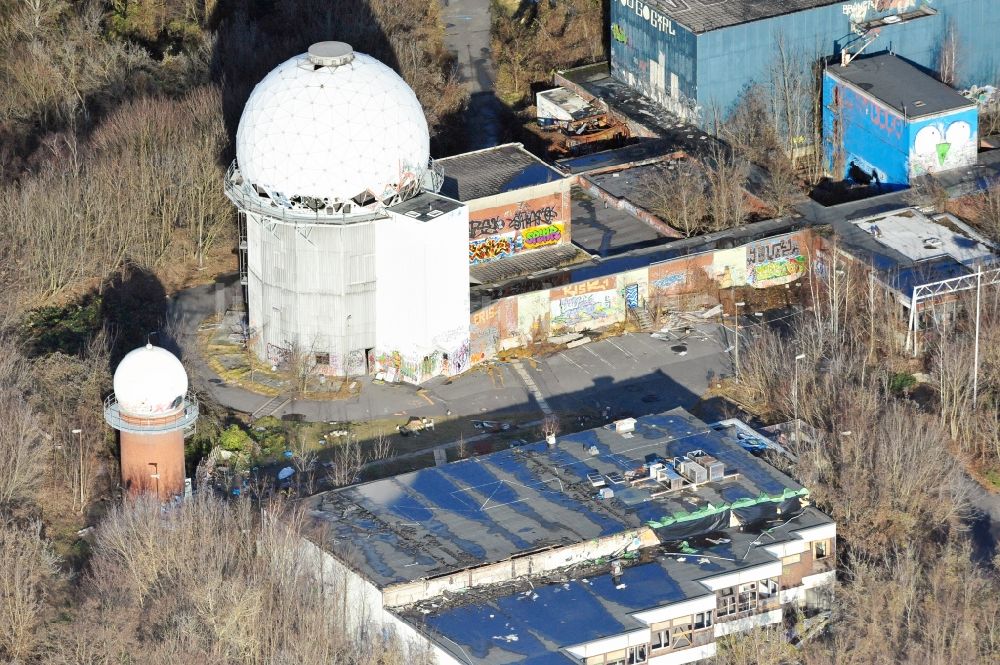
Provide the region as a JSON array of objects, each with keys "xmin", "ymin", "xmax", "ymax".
[
  {"xmin": 469, "ymin": 235, "xmax": 519, "ymax": 264},
  {"xmin": 469, "ymin": 203, "xmax": 560, "ymax": 239},
  {"xmin": 551, "ymin": 276, "xmax": 617, "ymax": 299},
  {"xmin": 623, "ymin": 283, "xmax": 640, "ymax": 309},
  {"xmin": 551, "ymin": 289, "xmax": 620, "ymax": 329},
  {"xmin": 746, "ymin": 236, "xmax": 807, "ymax": 288},
  {"xmin": 652, "ymin": 273, "xmax": 685, "ymax": 290},
  {"xmin": 522, "ymin": 223, "xmax": 563, "ymax": 249}
]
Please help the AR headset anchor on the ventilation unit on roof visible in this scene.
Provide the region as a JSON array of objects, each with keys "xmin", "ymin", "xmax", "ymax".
[
  {"xmin": 614, "ymin": 418, "xmax": 636, "ymax": 434},
  {"xmin": 658, "ymin": 463, "xmax": 685, "ymax": 490},
  {"xmin": 678, "ymin": 458, "xmax": 707, "ymax": 484},
  {"xmin": 685, "ymin": 450, "xmax": 725, "ymax": 481}
]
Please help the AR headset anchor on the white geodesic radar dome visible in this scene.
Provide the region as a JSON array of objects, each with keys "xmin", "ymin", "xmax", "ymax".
[
  {"xmin": 235, "ymin": 42, "xmax": 430, "ymax": 211},
  {"xmin": 113, "ymin": 344, "xmax": 188, "ymax": 417}
]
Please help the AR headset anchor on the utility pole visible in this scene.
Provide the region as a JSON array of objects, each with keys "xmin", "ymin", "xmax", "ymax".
[
  {"xmin": 734, "ymin": 302, "xmax": 745, "ymax": 379},
  {"xmin": 793, "ymin": 354, "xmax": 805, "ymax": 446},
  {"xmin": 973, "ymin": 266, "xmax": 982, "ymax": 408},
  {"xmin": 71, "ymin": 428, "xmax": 83, "ymax": 511}
]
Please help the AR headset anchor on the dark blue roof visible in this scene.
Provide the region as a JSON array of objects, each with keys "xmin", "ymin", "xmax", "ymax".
[
  {"xmin": 438, "ymin": 144, "xmax": 564, "ymax": 201},
  {"xmin": 423, "ymin": 561, "xmax": 688, "ymax": 663}
]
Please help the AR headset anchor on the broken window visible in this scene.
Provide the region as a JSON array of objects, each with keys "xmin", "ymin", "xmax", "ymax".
[
  {"xmin": 693, "ymin": 611, "xmax": 713, "ymax": 629},
  {"xmin": 626, "ymin": 645, "xmax": 647, "ymax": 664},
  {"xmin": 315, "ymin": 353, "xmax": 330, "ymax": 366},
  {"xmin": 814, "ymin": 539, "xmax": 830, "ymax": 560},
  {"xmin": 651, "ymin": 628, "xmax": 669, "ymax": 650}
]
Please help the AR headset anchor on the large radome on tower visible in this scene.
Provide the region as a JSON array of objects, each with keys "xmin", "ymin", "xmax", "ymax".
[{"xmin": 235, "ymin": 41, "xmax": 430, "ymax": 212}]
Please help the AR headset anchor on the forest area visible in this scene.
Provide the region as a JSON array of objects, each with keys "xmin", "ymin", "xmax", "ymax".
[{"xmin": 0, "ymin": 0, "xmax": 462, "ymax": 662}]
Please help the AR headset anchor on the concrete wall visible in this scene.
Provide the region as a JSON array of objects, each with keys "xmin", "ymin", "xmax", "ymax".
[
  {"xmin": 467, "ymin": 180, "xmax": 572, "ymax": 265},
  {"xmin": 469, "ymin": 229, "xmax": 815, "ymax": 364},
  {"xmin": 246, "ymin": 212, "xmax": 377, "ymax": 373},
  {"xmin": 375, "ymin": 205, "xmax": 471, "ymax": 383}
]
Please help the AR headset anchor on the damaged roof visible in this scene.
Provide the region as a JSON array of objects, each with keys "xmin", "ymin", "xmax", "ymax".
[
  {"xmin": 437, "ymin": 143, "xmax": 566, "ymax": 201},
  {"xmin": 306, "ymin": 408, "xmax": 808, "ymax": 588},
  {"xmin": 404, "ymin": 508, "xmax": 832, "ymax": 664}
]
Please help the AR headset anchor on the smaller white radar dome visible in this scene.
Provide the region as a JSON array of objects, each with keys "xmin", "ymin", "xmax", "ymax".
[
  {"xmin": 113, "ymin": 344, "xmax": 188, "ymax": 417},
  {"xmin": 235, "ymin": 42, "xmax": 430, "ymax": 212}
]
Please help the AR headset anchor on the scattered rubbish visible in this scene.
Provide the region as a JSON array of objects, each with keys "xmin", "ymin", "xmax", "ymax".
[
  {"xmin": 615, "ymin": 583, "xmax": 627, "ymax": 589},
  {"xmin": 670, "ymin": 344, "xmax": 688, "ymax": 356},
  {"xmin": 472, "ymin": 420, "xmax": 511, "ymax": 433},
  {"xmin": 277, "ymin": 467, "xmax": 295, "ymax": 480}
]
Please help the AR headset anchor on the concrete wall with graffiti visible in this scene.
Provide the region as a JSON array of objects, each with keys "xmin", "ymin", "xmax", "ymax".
[
  {"xmin": 468, "ymin": 187, "xmax": 572, "ymax": 265},
  {"xmin": 469, "ymin": 229, "xmax": 815, "ymax": 363}
]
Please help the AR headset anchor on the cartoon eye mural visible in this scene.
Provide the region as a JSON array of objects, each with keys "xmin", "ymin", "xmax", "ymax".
[
  {"xmin": 914, "ymin": 125, "xmax": 943, "ymax": 160},
  {"xmin": 914, "ymin": 120, "xmax": 974, "ymax": 168}
]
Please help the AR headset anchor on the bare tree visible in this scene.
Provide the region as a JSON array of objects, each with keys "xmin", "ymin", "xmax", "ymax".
[
  {"xmin": 642, "ymin": 162, "xmax": 709, "ymax": 237},
  {"xmin": 704, "ymin": 146, "xmax": 750, "ymax": 232},
  {"xmin": 0, "ymin": 520, "xmax": 58, "ymax": 662}
]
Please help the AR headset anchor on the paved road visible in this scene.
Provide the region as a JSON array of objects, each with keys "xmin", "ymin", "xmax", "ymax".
[
  {"xmin": 166, "ymin": 279, "xmax": 730, "ymax": 426},
  {"xmin": 439, "ymin": 0, "xmax": 503, "ymax": 149}
]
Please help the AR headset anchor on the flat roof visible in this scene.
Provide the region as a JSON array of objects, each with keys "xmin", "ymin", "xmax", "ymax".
[
  {"xmin": 828, "ymin": 54, "xmax": 974, "ymax": 118},
  {"xmin": 405, "ymin": 507, "xmax": 831, "ymax": 664},
  {"xmin": 570, "ymin": 186, "xmax": 668, "ymax": 258},
  {"xmin": 644, "ymin": 0, "xmax": 841, "ymax": 34},
  {"xmin": 307, "ymin": 408, "xmax": 808, "ymax": 589},
  {"xmin": 388, "ymin": 191, "xmax": 464, "ymax": 222},
  {"xmin": 537, "ymin": 87, "xmax": 602, "ymax": 120},
  {"xmin": 437, "ymin": 143, "xmax": 565, "ymax": 202},
  {"xmin": 834, "ymin": 208, "xmax": 997, "ymax": 295}
]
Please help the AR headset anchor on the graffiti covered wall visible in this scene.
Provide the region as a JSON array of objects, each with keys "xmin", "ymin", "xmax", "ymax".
[
  {"xmin": 746, "ymin": 236, "xmax": 808, "ymax": 289},
  {"xmin": 467, "ymin": 230, "xmax": 815, "ymax": 362},
  {"xmin": 468, "ymin": 192, "xmax": 570, "ymax": 264},
  {"xmin": 550, "ymin": 277, "xmax": 623, "ymax": 333},
  {"xmin": 907, "ymin": 107, "xmax": 978, "ymax": 178}
]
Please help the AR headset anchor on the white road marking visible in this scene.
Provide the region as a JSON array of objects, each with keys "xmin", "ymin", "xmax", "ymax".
[
  {"xmin": 513, "ymin": 361, "xmax": 553, "ymax": 416},
  {"xmin": 582, "ymin": 344, "xmax": 615, "ymax": 368}
]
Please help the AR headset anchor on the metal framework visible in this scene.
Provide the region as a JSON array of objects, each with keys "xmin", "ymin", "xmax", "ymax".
[
  {"xmin": 104, "ymin": 393, "xmax": 199, "ymax": 437},
  {"xmin": 905, "ymin": 265, "xmax": 1000, "ymax": 355}
]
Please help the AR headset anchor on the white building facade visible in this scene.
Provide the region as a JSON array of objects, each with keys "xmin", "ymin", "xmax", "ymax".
[{"xmin": 225, "ymin": 42, "xmax": 469, "ymax": 382}]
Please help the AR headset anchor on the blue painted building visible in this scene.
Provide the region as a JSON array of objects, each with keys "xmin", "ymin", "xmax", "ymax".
[
  {"xmin": 610, "ymin": 0, "xmax": 1000, "ymax": 121},
  {"xmin": 822, "ymin": 54, "xmax": 977, "ymax": 189}
]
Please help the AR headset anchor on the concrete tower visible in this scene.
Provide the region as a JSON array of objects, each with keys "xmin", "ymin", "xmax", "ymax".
[
  {"xmin": 104, "ymin": 344, "xmax": 198, "ymax": 500},
  {"xmin": 225, "ymin": 41, "xmax": 470, "ymax": 383}
]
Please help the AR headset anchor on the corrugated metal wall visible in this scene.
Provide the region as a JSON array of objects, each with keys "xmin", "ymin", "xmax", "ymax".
[
  {"xmin": 610, "ymin": 0, "xmax": 698, "ymax": 115},
  {"xmin": 698, "ymin": 0, "xmax": 1000, "ymax": 117},
  {"xmin": 611, "ymin": 1, "xmax": 1000, "ymax": 123}
]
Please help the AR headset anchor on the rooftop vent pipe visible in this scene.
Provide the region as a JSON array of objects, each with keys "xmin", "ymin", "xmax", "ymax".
[{"xmin": 308, "ymin": 42, "xmax": 355, "ymax": 68}]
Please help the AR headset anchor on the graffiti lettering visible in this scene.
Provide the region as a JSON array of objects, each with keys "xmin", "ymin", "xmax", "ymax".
[
  {"xmin": 652, "ymin": 273, "xmax": 685, "ymax": 290},
  {"xmin": 552, "ymin": 276, "xmax": 617, "ymax": 299},
  {"xmin": 551, "ymin": 291, "xmax": 619, "ymax": 328},
  {"xmin": 624, "ymin": 283, "xmax": 640, "ymax": 309},
  {"xmin": 746, "ymin": 236, "xmax": 806, "ymax": 288},
  {"xmin": 522, "ymin": 224, "xmax": 562, "ymax": 249},
  {"xmin": 469, "ymin": 236, "xmax": 516, "ymax": 264},
  {"xmin": 469, "ymin": 217, "xmax": 504, "ymax": 238},
  {"xmin": 470, "ymin": 204, "xmax": 559, "ymax": 239},
  {"xmin": 620, "ymin": 0, "xmax": 677, "ymax": 36},
  {"xmin": 747, "ymin": 237, "xmax": 800, "ymax": 265}
]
